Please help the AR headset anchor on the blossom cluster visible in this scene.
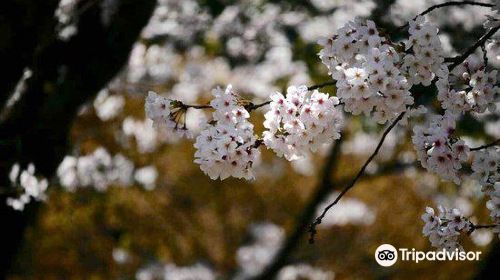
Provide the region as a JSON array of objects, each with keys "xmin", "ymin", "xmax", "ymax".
[
  {"xmin": 485, "ymin": 182, "xmax": 500, "ymax": 233},
  {"xmin": 412, "ymin": 112, "xmax": 469, "ymax": 184},
  {"xmin": 277, "ymin": 264, "xmax": 333, "ymax": 280},
  {"xmin": 145, "ymin": 91, "xmax": 171, "ymax": 128},
  {"xmin": 437, "ymin": 63, "xmax": 499, "ymax": 115},
  {"xmin": 57, "ymin": 147, "xmax": 157, "ymax": 191},
  {"xmin": 133, "ymin": 221, "xmax": 333, "ymax": 280},
  {"xmin": 319, "ymin": 19, "xmax": 414, "ymax": 124},
  {"xmin": 234, "ymin": 222, "xmax": 334, "ymax": 280},
  {"xmin": 472, "ymin": 147, "xmax": 500, "ymax": 233},
  {"xmin": 472, "ymin": 147, "xmax": 500, "ymax": 190},
  {"xmin": 122, "ymin": 117, "xmax": 160, "ymax": 153},
  {"xmin": 421, "ymin": 206, "xmax": 470, "ymax": 251},
  {"xmin": 402, "ymin": 15, "xmax": 444, "ymax": 86},
  {"xmin": 146, "ymin": 84, "xmax": 343, "ymax": 181},
  {"xmin": 422, "ymin": 147, "xmax": 500, "ymax": 245},
  {"xmin": 486, "ymin": 39, "xmax": 500, "ymax": 64},
  {"xmin": 7, "ymin": 163, "xmax": 48, "ymax": 211},
  {"xmin": 194, "ymin": 85, "xmax": 260, "ymax": 180},
  {"xmin": 263, "ymin": 86, "xmax": 342, "ymax": 160},
  {"xmin": 145, "ymin": 91, "xmax": 193, "ymax": 139},
  {"xmin": 235, "ymin": 222, "xmax": 284, "ymax": 279},
  {"xmin": 93, "ymin": 88, "xmax": 124, "ymax": 121},
  {"xmin": 136, "ymin": 263, "xmax": 216, "ymax": 280}
]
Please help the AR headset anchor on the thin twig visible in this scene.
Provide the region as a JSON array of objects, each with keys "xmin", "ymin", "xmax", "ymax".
[
  {"xmin": 308, "ymin": 111, "xmax": 406, "ymax": 243},
  {"xmin": 246, "ymin": 101, "xmax": 272, "ymax": 111},
  {"xmin": 181, "ymin": 104, "xmax": 212, "ymax": 109},
  {"xmin": 470, "ymin": 138, "xmax": 500, "ymax": 151},
  {"xmin": 395, "ymin": 1, "xmax": 494, "ymax": 32},
  {"xmin": 180, "ymin": 81, "xmax": 336, "ymax": 111},
  {"xmin": 467, "ymin": 222, "xmax": 497, "ymax": 234},
  {"xmin": 307, "ymin": 81, "xmax": 336, "ymax": 91},
  {"xmin": 472, "ymin": 224, "xmax": 497, "ymax": 230},
  {"xmin": 449, "ymin": 26, "xmax": 500, "ymax": 71}
]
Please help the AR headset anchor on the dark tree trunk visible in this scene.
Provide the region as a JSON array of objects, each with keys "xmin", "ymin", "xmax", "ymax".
[{"xmin": 474, "ymin": 242, "xmax": 500, "ymax": 280}]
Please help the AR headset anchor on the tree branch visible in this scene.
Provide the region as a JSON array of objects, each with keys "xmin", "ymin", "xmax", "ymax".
[
  {"xmin": 307, "ymin": 81, "xmax": 336, "ymax": 91},
  {"xmin": 472, "ymin": 224, "xmax": 497, "ymax": 230},
  {"xmin": 308, "ymin": 111, "xmax": 406, "ymax": 243},
  {"xmin": 467, "ymin": 222, "xmax": 497, "ymax": 235},
  {"xmin": 246, "ymin": 147, "xmax": 414, "ymax": 280},
  {"xmin": 180, "ymin": 81, "xmax": 336, "ymax": 112},
  {"xmin": 249, "ymin": 137, "xmax": 344, "ymax": 280},
  {"xmin": 395, "ymin": 1, "xmax": 494, "ymax": 32},
  {"xmin": 448, "ymin": 26, "xmax": 500, "ymax": 71},
  {"xmin": 305, "ymin": 23, "xmax": 500, "ymax": 243},
  {"xmin": 470, "ymin": 138, "xmax": 500, "ymax": 151}
]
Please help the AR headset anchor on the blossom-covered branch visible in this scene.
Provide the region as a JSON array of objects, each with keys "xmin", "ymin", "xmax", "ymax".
[
  {"xmin": 142, "ymin": 2, "xmax": 500, "ymax": 251},
  {"xmin": 176, "ymin": 81, "xmax": 337, "ymax": 112},
  {"xmin": 422, "ymin": 205, "xmax": 500, "ymax": 250},
  {"xmin": 309, "ymin": 10, "xmax": 499, "ymax": 243}
]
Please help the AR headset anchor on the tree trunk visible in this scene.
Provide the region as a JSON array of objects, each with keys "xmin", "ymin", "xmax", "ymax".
[{"xmin": 0, "ymin": 0, "xmax": 156, "ymax": 277}]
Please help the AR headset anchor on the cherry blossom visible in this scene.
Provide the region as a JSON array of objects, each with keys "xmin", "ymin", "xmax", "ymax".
[
  {"xmin": 421, "ymin": 205, "xmax": 470, "ymax": 251},
  {"xmin": 402, "ymin": 16, "xmax": 444, "ymax": 86},
  {"xmin": 472, "ymin": 147, "xmax": 499, "ymax": 192},
  {"xmin": 56, "ymin": 147, "xmax": 154, "ymax": 192},
  {"xmin": 436, "ymin": 62, "xmax": 499, "ymax": 115},
  {"xmin": 318, "ymin": 19, "xmax": 415, "ymax": 124},
  {"xmin": 6, "ymin": 163, "xmax": 48, "ymax": 211},
  {"xmin": 412, "ymin": 112, "xmax": 469, "ymax": 184},
  {"xmin": 194, "ymin": 85, "xmax": 260, "ymax": 180},
  {"xmin": 263, "ymin": 86, "xmax": 343, "ymax": 160},
  {"xmin": 145, "ymin": 91, "xmax": 194, "ymax": 139}
]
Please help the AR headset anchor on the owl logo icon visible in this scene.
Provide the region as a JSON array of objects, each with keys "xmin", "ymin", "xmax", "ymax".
[{"xmin": 375, "ymin": 244, "xmax": 398, "ymax": 266}]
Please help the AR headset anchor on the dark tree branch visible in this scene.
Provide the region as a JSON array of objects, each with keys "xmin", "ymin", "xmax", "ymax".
[
  {"xmin": 395, "ymin": 1, "xmax": 494, "ymax": 31},
  {"xmin": 249, "ymin": 137, "xmax": 344, "ymax": 280},
  {"xmin": 307, "ymin": 81, "xmax": 336, "ymax": 91},
  {"xmin": 448, "ymin": 26, "xmax": 500, "ymax": 71},
  {"xmin": 246, "ymin": 101, "xmax": 272, "ymax": 112},
  {"xmin": 470, "ymin": 138, "xmax": 500, "ymax": 151},
  {"xmin": 246, "ymin": 146, "xmax": 415, "ymax": 280},
  {"xmin": 180, "ymin": 101, "xmax": 271, "ymax": 112},
  {"xmin": 467, "ymin": 222, "xmax": 497, "ymax": 235},
  {"xmin": 308, "ymin": 111, "xmax": 406, "ymax": 243},
  {"xmin": 471, "ymin": 224, "xmax": 497, "ymax": 230},
  {"xmin": 180, "ymin": 81, "xmax": 336, "ymax": 112}
]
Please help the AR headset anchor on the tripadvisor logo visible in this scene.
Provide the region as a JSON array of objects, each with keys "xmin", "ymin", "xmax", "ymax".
[
  {"xmin": 375, "ymin": 244, "xmax": 398, "ymax": 267},
  {"xmin": 375, "ymin": 244, "xmax": 482, "ymax": 266}
]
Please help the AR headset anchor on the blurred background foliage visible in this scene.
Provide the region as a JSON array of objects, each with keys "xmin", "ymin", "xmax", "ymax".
[{"xmin": 6, "ymin": 0, "xmax": 500, "ymax": 279}]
